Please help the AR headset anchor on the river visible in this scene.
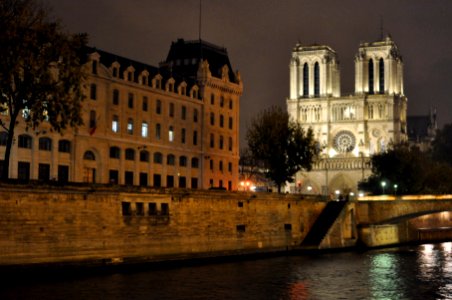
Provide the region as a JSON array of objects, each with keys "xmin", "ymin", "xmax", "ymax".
[{"xmin": 1, "ymin": 242, "xmax": 451, "ymax": 300}]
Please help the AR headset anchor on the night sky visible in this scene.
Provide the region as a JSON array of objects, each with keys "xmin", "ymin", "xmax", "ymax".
[{"xmin": 44, "ymin": 0, "xmax": 452, "ymax": 147}]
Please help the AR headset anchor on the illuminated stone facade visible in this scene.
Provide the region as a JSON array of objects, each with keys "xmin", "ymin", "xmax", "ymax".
[
  {"xmin": 287, "ymin": 36, "xmax": 407, "ymax": 195},
  {"xmin": 0, "ymin": 39, "xmax": 242, "ymax": 190}
]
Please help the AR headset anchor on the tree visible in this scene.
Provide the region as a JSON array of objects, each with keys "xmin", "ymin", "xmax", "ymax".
[
  {"xmin": 358, "ymin": 144, "xmax": 452, "ymax": 194},
  {"xmin": 0, "ymin": 0, "xmax": 87, "ymax": 179},
  {"xmin": 431, "ymin": 123, "xmax": 452, "ymax": 166},
  {"xmin": 246, "ymin": 106, "xmax": 319, "ymax": 193}
]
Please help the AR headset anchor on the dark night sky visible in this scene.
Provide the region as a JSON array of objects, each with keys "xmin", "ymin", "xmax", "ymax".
[{"xmin": 44, "ymin": 0, "xmax": 452, "ymax": 147}]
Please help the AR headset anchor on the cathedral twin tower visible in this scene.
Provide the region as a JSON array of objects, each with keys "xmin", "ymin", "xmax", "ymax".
[{"xmin": 286, "ymin": 35, "xmax": 407, "ymax": 194}]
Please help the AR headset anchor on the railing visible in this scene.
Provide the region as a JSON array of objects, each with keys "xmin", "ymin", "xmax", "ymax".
[{"xmin": 312, "ymin": 156, "xmax": 372, "ymax": 171}]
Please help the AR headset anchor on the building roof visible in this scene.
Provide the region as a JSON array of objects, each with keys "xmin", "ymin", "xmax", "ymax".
[{"xmin": 160, "ymin": 39, "xmax": 238, "ymax": 83}]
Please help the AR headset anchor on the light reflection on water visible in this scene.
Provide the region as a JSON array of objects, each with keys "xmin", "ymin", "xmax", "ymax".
[{"xmin": 0, "ymin": 242, "xmax": 451, "ymax": 300}]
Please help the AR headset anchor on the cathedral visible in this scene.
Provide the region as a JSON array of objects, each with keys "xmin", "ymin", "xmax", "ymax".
[{"xmin": 286, "ymin": 36, "xmax": 407, "ymax": 196}]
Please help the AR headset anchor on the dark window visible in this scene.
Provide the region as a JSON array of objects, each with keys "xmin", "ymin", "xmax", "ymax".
[
  {"xmin": 136, "ymin": 202, "xmax": 144, "ymax": 216},
  {"xmin": 219, "ymin": 135, "xmax": 224, "ymax": 150},
  {"xmin": 58, "ymin": 140, "xmax": 71, "ymax": 153},
  {"xmin": 210, "ymin": 94, "xmax": 215, "ymax": 105},
  {"xmin": 127, "ymin": 72, "xmax": 132, "ymax": 81},
  {"xmin": 238, "ymin": 201, "xmax": 243, "ymax": 208},
  {"xmin": 210, "ymin": 112, "xmax": 215, "ymax": 125},
  {"xmin": 228, "ymin": 181, "xmax": 232, "ymax": 191},
  {"xmin": 153, "ymin": 174, "xmax": 161, "ymax": 187},
  {"xmin": 303, "ymin": 63, "xmax": 309, "ymax": 96},
  {"xmin": 219, "ymin": 160, "xmax": 223, "ymax": 171},
  {"xmin": 191, "ymin": 178, "xmax": 198, "ymax": 189},
  {"xmin": 89, "ymin": 110, "xmax": 96, "ymax": 129},
  {"xmin": 181, "ymin": 128, "xmax": 186, "ymax": 144},
  {"xmin": 18, "ymin": 161, "xmax": 30, "ymax": 180},
  {"xmin": 236, "ymin": 225, "xmax": 246, "ymax": 233},
  {"xmin": 193, "ymin": 130, "xmax": 198, "ymax": 145},
  {"xmin": 121, "ymin": 202, "xmax": 131, "ymax": 216},
  {"xmin": 140, "ymin": 150, "xmax": 149, "ymax": 162},
  {"xmin": 228, "ymin": 137, "xmax": 233, "ymax": 151},
  {"xmin": 193, "ymin": 109, "xmax": 198, "ymax": 122},
  {"xmin": 220, "ymin": 115, "xmax": 224, "ymax": 127},
  {"xmin": 112, "ymin": 67, "xmax": 118, "ymax": 78},
  {"xmin": 139, "ymin": 173, "xmax": 148, "ymax": 187},
  {"xmin": 191, "ymin": 157, "xmax": 199, "ymax": 168},
  {"xmin": 220, "ymin": 96, "xmax": 224, "ymax": 107},
  {"xmin": 18, "ymin": 134, "xmax": 32, "ymax": 149},
  {"xmin": 284, "ymin": 224, "xmax": 292, "ymax": 231},
  {"xmin": 113, "ymin": 89, "xmax": 119, "ymax": 105},
  {"xmin": 110, "ymin": 146, "xmax": 120, "ymax": 159},
  {"xmin": 90, "ymin": 84, "xmax": 97, "ymax": 100},
  {"xmin": 181, "ymin": 106, "xmax": 186, "ymax": 120},
  {"xmin": 83, "ymin": 151, "xmax": 95, "ymax": 160},
  {"xmin": 109, "ymin": 169, "xmax": 119, "ymax": 184},
  {"xmin": 229, "ymin": 117, "xmax": 233, "ymax": 130},
  {"xmin": 314, "ymin": 62, "xmax": 320, "ymax": 97},
  {"xmin": 155, "ymin": 123, "xmax": 161, "ymax": 140},
  {"xmin": 38, "ymin": 163, "xmax": 50, "ymax": 181},
  {"xmin": 169, "ymin": 103, "xmax": 174, "ymax": 117},
  {"xmin": 379, "ymin": 58, "xmax": 385, "ymax": 94},
  {"xmin": 142, "ymin": 96, "xmax": 148, "ymax": 111},
  {"xmin": 167, "ymin": 154, "xmax": 175, "ymax": 165},
  {"xmin": 128, "ymin": 93, "xmax": 134, "ymax": 108},
  {"xmin": 125, "ymin": 148, "xmax": 135, "ymax": 160},
  {"xmin": 166, "ymin": 176, "xmax": 174, "ymax": 188},
  {"xmin": 0, "ymin": 132, "xmax": 8, "ymax": 146},
  {"xmin": 92, "ymin": 61, "xmax": 97, "ymax": 74},
  {"xmin": 161, "ymin": 203, "xmax": 169, "ymax": 215},
  {"xmin": 369, "ymin": 59, "xmax": 374, "ymax": 94},
  {"xmin": 229, "ymin": 99, "xmax": 233, "ymax": 109},
  {"xmin": 148, "ymin": 202, "xmax": 157, "ymax": 215},
  {"xmin": 125, "ymin": 171, "xmax": 134, "ymax": 185},
  {"xmin": 228, "ymin": 162, "xmax": 232, "ymax": 172},
  {"xmin": 210, "ymin": 133, "xmax": 214, "ymax": 148},
  {"xmin": 58, "ymin": 165, "xmax": 69, "ymax": 183},
  {"xmin": 179, "ymin": 176, "xmax": 186, "ymax": 188},
  {"xmin": 179, "ymin": 156, "xmax": 187, "ymax": 167},
  {"xmin": 209, "ymin": 159, "xmax": 213, "ymax": 170},
  {"xmin": 39, "ymin": 137, "xmax": 52, "ymax": 151},
  {"xmin": 156, "ymin": 100, "xmax": 162, "ymax": 114},
  {"xmin": 154, "ymin": 152, "xmax": 163, "ymax": 164}
]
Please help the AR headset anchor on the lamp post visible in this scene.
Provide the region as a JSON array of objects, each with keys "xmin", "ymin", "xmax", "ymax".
[
  {"xmin": 394, "ymin": 184, "xmax": 398, "ymax": 195},
  {"xmin": 381, "ymin": 181, "xmax": 386, "ymax": 195}
]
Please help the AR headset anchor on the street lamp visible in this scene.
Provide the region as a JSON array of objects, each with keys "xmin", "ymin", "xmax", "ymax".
[
  {"xmin": 381, "ymin": 181, "xmax": 386, "ymax": 195},
  {"xmin": 394, "ymin": 184, "xmax": 398, "ymax": 195},
  {"xmin": 335, "ymin": 190, "xmax": 340, "ymax": 200}
]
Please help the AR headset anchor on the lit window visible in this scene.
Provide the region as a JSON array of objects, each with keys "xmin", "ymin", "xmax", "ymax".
[
  {"xmin": 141, "ymin": 122, "xmax": 148, "ymax": 137},
  {"xmin": 169, "ymin": 126, "xmax": 174, "ymax": 142},
  {"xmin": 127, "ymin": 118, "xmax": 133, "ymax": 134},
  {"xmin": 112, "ymin": 115, "xmax": 119, "ymax": 133}
]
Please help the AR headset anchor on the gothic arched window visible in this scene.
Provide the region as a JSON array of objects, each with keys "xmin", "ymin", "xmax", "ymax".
[
  {"xmin": 303, "ymin": 63, "xmax": 309, "ymax": 97},
  {"xmin": 314, "ymin": 62, "xmax": 320, "ymax": 97},
  {"xmin": 368, "ymin": 59, "xmax": 374, "ymax": 94},
  {"xmin": 379, "ymin": 58, "xmax": 384, "ymax": 94}
]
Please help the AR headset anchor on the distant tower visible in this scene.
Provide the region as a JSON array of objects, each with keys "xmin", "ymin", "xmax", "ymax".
[
  {"xmin": 354, "ymin": 35, "xmax": 404, "ymax": 95},
  {"xmin": 289, "ymin": 44, "xmax": 340, "ymax": 99}
]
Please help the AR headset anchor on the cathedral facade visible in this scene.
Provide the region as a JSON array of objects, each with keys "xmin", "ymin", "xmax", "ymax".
[{"xmin": 286, "ymin": 36, "xmax": 407, "ymax": 196}]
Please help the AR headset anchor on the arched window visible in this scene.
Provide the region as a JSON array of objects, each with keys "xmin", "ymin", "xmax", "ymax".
[
  {"xmin": 368, "ymin": 59, "xmax": 374, "ymax": 94},
  {"xmin": 191, "ymin": 157, "xmax": 199, "ymax": 168},
  {"xmin": 379, "ymin": 58, "xmax": 384, "ymax": 94},
  {"xmin": 303, "ymin": 63, "xmax": 309, "ymax": 97},
  {"xmin": 154, "ymin": 152, "xmax": 163, "ymax": 164},
  {"xmin": 83, "ymin": 151, "xmax": 95, "ymax": 160},
  {"xmin": 125, "ymin": 148, "xmax": 135, "ymax": 161},
  {"xmin": 0, "ymin": 132, "xmax": 8, "ymax": 146},
  {"xmin": 314, "ymin": 62, "xmax": 320, "ymax": 97},
  {"xmin": 179, "ymin": 156, "xmax": 187, "ymax": 167},
  {"xmin": 109, "ymin": 146, "xmax": 120, "ymax": 159},
  {"xmin": 167, "ymin": 154, "xmax": 175, "ymax": 165},
  {"xmin": 140, "ymin": 150, "xmax": 149, "ymax": 162}
]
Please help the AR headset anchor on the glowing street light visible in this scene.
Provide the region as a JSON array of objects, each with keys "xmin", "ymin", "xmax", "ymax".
[
  {"xmin": 381, "ymin": 181, "xmax": 386, "ymax": 195},
  {"xmin": 394, "ymin": 184, "xmax": 398, "ymax": 195}
]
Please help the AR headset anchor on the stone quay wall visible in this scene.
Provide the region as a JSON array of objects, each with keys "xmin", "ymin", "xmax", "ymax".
[{"xmin": 0, "ymin": 185, "xmax": 326, "ymax": 267}]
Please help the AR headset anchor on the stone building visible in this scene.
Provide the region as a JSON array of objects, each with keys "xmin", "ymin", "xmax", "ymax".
[
  {"xmin": 286, "ymin": 36, "xmax": 407, "ymax": 196},
  {"xmin": 0, "ymin": 39, "xmax": 243, "ymax": 190}
]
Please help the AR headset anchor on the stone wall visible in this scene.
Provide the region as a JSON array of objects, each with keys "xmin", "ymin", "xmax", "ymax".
[{"xmin": 0, "ymin": 185, "xmax": 326, "ymax": 266}]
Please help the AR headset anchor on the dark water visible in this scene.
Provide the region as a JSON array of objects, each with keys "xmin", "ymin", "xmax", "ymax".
[{"xmin": 1, "ymin": 242, "xmax": 451, "ymax": 300}]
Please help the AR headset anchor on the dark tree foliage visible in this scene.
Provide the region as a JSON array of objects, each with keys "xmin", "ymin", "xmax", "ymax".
[
  {"xmin": 0, "ymin": 0, "xmax": 88, "ymax": 179},
  {"xmin": 359, "ymin": 144, "xmax": 452, "ymax": 195},
  {"xmin": 431, "ymin": 123, "xmax": 452, "ymax": 166},
  {"xmin": 246, "ymin": 106, "xmax": 319, "ymax": 193}
]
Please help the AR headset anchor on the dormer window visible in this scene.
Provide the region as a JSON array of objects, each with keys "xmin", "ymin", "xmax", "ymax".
[
  {"xmin": 92, "ymin": 60, "xmax": 98, "ymax": 75},
  {"xmin": 127, "ymin": 72, "xmax": 132, "ymax": 81},
  {"xmin": 112, "ymin": 67, "xmax": 118, "ymax": 77},
  {"xmin": 190, "ymin": 86, "xmax": 199, "ymax": 99},
  {"xmin": 111, "ymin": 62, "xmax": 120, "ymax": 78},
  {"xmin": 178, "ymin": 82, "xmax": 187, "ymax": 96},
  {"xmin": 125, "ymin": 66, "xmax": 135, "ymax": 82},
  {"xmin": 153, "ymin": 75, "xmax": 162, "ymax": 89},
  {"xmin": 166, "ymin": 78, "xmax": 175, "ymax": 92}
]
